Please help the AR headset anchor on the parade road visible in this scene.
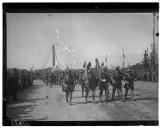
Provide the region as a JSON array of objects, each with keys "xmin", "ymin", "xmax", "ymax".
[{"xmin": 7, "ymin": 80, "xmax": 158, "ymax": 121}]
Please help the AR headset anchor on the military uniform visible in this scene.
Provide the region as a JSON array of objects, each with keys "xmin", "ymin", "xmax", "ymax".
[
  {"xmin": 124, "ymin": 69, "xmax": 134, "ymax": 99},
  {"xmin": 99, "ymin": 69, "xmax": 110, "ymax": 101},
  {"xmin": 112, "ymin": 67, "xmax": 123, "ymax": 100}
]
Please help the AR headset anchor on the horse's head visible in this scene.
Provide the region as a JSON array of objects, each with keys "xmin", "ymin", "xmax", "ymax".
[{"xmin": 86, "ymin": 62, "xmax": 91, "ymax": 71}]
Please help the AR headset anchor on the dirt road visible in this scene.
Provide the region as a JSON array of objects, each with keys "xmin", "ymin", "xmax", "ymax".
[{"xmin": 7, "ymin": 80, "xmax": 158, "ymax": 121}]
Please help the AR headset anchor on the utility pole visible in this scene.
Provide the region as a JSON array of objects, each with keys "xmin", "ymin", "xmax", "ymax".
[
  {"xmin": 122, "ymin": 49, "xmax": 125, "ymax": 69},
  {"xmin": 151, "ymin": 12, "xmax": 157, "ymax": 72},
  {"xmin": 52, "ymin": 44, "xmax": 55, "ymax": 67},
  {"xmin": 153, "ymin": 13, "xmax": 156, "ymax": 56},
  {"xmin": 105, "ymin": 54, "xmax": 107, "ymax": 67},
  {"xmin": 156, "ymin": 13, "xmax": 159, "ymax": 64}
]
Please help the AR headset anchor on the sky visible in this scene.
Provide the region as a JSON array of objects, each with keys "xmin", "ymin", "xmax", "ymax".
[{"xmin": 7, "ymin": 13, "xmax": 155, "ymax": 70}]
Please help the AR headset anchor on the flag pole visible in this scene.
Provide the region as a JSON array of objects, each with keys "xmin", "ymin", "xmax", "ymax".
[{"xmin": 123, "ymin": 49, "xmax": 125, "ymax": 69}]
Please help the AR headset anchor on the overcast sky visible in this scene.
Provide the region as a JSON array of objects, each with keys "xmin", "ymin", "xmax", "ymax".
[{"xmin": 7, "ymin": 13, "xmax": 154, "ymax": 69}]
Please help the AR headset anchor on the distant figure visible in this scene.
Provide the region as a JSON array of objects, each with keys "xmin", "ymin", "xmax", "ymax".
[{"xmin": 11, "ymin": 68, "xmax": 19, "ymax": 101}]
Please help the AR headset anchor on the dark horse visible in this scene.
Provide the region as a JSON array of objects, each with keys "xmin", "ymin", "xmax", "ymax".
[
  {"xmin": 86, "ymin": 69, "xmax": 98, "ymax": 101},
  {"xmin": 82, "ymin": 62, "xmax": 99, "ymax": 102},
  {"xmin": 63, "ymin": 69, "xmax": 75, "ymax": 104}
]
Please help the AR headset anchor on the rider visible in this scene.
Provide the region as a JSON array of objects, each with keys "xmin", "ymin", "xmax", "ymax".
[
  {"xmin": 112, "ymin": 66, "xmax": 123, "ymax": 101},
  {"xmin": 124, "ymin": 69, "xmax": 134, "ymax": 100}
]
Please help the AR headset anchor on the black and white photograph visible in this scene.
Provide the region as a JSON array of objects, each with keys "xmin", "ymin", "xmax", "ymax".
[{"xmin": 3, "ymin": 3, "xmax": 159, "ymax": 126}]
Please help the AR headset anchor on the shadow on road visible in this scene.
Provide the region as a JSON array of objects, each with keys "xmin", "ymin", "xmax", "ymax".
[
  {"xmin": 70, "ymin": 100, "xmax": 109, "ymax": 105},
  {"xmin": 7, "ymin": 104, "xmax": 38, "ymax": 120},
  {"xmin": 8, "ymin": 97, "xmax": 48, "ymax": 105},
  {"xmin": 132, "ymin": 97, "xmax": 158, "ymax": 101},
  {"xmin": 72, "ymin": 96, "xmax": 83, "ymax": 99}
]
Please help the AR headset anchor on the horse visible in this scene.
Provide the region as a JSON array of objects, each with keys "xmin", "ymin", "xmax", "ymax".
[
  {"xmin": 98, "ymin": 68, "xmax": 111, "ymax": 101},
  {"xmin": 86, "ymin": 68, "xmax": 98, "ymax": 101},
  {"xmin": 81, "ymin": 60, "xmax": 104, "ymax": 102},
  {"xmin": 63, "ymin": 69, "xmax": 75, "ymax": 104}
]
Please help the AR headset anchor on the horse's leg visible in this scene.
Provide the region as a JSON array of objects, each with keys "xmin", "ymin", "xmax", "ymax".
[
  {"xmin": 66, "ymin": 91, "xmax": 68, "ymax": 103},
  {"xmin": 69, "ymin": 91, "xmax": 72, "ymax": 104},
  {"xmin": 105, "ymin": 85, "xmax": 109, "ymax": 101},
  {"xmin": 131, "ymin": 84, "xmax": 134, "ymax": 98},
  {"xmin": 85, "ymin": 89, "xmax": 88, "ymax": 102},
  {"xmin": 118, "ymin": 86, "xmax": 123, "ymax": 100},
  {"xmin": 99, "ymin": 87, "xmax": 102, "ymax": 101},
  {"xmin": 131, "ymin": 88, "xmax": 134, "ymax": 99},
  {"xmin": 82, "ymin": 85, "xmax": 84, "ymax": 97},
  {"xmin": 124, "ymin": 87, "xmax": 128, "ymax": 100},
  {"xmin": 93, "ymin": 90, "xmax": 95, "ymax": 101},
  {"xmin": 120, "ymin": 86, "xmax": 123, "ymax": 99},
  {"xmin": 88, "ymin": 89, "xmax": 90, "ymax": 96},
  {"xmin": 112, "ymin": 85, "xmax": 116, "ymax": 100}
]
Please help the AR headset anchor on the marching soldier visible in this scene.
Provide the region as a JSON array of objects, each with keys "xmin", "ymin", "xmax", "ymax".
[
  {"xmin": 111, "ymin": 66, "xmax": 123, "ymax": 101},
  {"xmin": 124, "ymin": 69, "xmax": 134, "ymax": 100}
]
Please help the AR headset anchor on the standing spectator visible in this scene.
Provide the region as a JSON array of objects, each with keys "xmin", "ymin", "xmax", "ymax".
[{"xmin": 10, "ymin": 68, "xmax": 19, "ymax": 101}]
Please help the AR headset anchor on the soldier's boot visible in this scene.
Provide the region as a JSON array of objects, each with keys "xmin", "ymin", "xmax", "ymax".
[
  {"xmin": 131, "ymin": 89, "xmax": 134, "ymax": 99},
  {"xmin": 124, "ymin": 88, "xmax": 128, "ymax": 100},
  {"xmin": 112, "ymin": 88, "xmax": 116, "ymax": 101},
  {"xmin": 105, "ymin": 88, "xmax": 109, "ymax": 102}
]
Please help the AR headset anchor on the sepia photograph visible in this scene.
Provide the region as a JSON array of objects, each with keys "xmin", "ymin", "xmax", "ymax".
[{"xmin": 3, "ymin": 3, "xmax": 159, "ymax": 126}]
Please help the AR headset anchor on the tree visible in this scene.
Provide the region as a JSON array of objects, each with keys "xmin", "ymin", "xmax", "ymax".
[{"xmin": 142, "ymin": 49, "xmax": 150, "ymax": 71}]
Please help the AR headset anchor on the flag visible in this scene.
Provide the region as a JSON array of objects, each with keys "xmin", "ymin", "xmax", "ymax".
[{"xmin": 83, "ymin": 61, "xmax": 86, "ymax": 68}]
